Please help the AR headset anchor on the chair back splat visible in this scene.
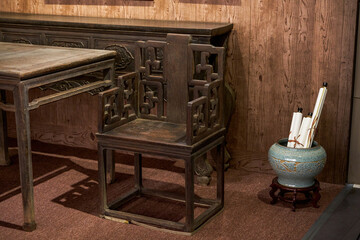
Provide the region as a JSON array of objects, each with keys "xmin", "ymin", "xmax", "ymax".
[{"xmin": 165, "ymin": 34, "xmax": 190, "ymax": 123}]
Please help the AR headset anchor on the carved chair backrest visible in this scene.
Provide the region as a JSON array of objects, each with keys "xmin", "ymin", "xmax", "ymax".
[{"xmin": 134, "ymin": 33, "xmax": 224, "ymax": 126}]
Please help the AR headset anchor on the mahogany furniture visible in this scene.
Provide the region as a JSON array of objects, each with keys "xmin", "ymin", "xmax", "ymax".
[
  {"xmin": 0, "ymin": 12, "xmax": 232, "ymax": 71},
  {"xmin": 0, "ymin": 42, "xmax": 116, "ymax": 231},
  {"xmin": 0, "ymin": 12, "xmax": 233, "ymax": 185},
  {"xmin": 269, "ymin": 177, "xmax": 321, "ymax": 211},
  {"xmin": 96, "ymin": 34, "xmax": 225, "ymax": 233}
]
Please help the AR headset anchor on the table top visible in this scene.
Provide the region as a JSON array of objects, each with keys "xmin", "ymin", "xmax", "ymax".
[
  {"xmin": 0, "ymin": 42, "xmax": 116, "ymax": 80},
  {"xmin": 0, "ymin": 12, "xmax": 233, "ymax": 37}
]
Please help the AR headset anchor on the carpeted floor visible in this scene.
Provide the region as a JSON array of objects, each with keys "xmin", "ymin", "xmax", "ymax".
[{"xmin": 0, "ymin": 140, "xmax": 343, "ymax": 240}]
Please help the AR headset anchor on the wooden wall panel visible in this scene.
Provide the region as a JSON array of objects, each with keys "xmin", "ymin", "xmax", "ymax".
[
  {"xmin": 333, "ymin": 0, "xmax": 357, "ymax": 183},
  {"xmin": 0, "ymin": 0, "xmax": 357, "ymax": 184}
]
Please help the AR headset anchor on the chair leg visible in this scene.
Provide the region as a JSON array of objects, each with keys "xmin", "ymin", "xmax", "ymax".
[
  {"xmin": 185, "ymin": 157, "xmax": 194, "ymax": 232},
  {"xmin": 0, "ymin": 90, "xmax": 10, "ymax": 166},
  {"xmin": 216, "ymin": 143, "xmax": 225, "ymax": 206},
  {"xmin": 98, "ymin": 145, "xmax": 108, "ymax": 216},
  {"xmin": 106, "ymin": 149, "xmax": 115, "ymax": 184},
  {"xmin": 134, "ymin": 153, "xmax": 142, "ymax": 191}
]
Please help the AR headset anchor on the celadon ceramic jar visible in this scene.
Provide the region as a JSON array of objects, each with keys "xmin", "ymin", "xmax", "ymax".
[{"xmin": 268, "ymin": 138, "xmax": 326, "ymax": 188}]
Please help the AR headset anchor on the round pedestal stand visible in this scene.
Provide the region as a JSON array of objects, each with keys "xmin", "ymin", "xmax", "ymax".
[{"xmin": 269, "ymin": 177, "xmax": 321, "ymax": 211}]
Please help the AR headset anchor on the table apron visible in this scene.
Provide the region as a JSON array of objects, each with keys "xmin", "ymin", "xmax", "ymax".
[
  {"xmin": 23, "ymin": 58, "xmax": 115, "ymax": 89},
  {"xmin": 0, "ymin": 58, "xmax": 115, "ymax": 111}
]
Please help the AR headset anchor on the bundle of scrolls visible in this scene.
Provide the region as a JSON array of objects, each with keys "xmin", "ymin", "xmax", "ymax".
[{"xmin": 287, "ymin": 82, "xmax": 328, "ymax": 148}]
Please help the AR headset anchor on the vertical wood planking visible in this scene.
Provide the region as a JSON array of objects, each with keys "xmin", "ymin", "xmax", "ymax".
[
  {"xmin": 293, "ymin": 0, "xmax": 316, "ymax": 115},
  {"xmin": 226, "ymin": 1, "xmax": 251, "ymax": 151},
  {"xmin": 312, "ymin": 0, "xmax": 332, "ymax": 183},
  {"xmin": 313, "ymin": 0, "xmax": 344, "ymax": 183},
  {"xmin": 247, "ymin": 0, "xmax": 267, "ymax": 152},
  {"xmin": 334, "ymin": 0, "xmax": 357, "ymax": 183},
  {"xmin": 263, "ymin": 0, "xmax": 287, "ymax": 148},
  {"xmin": 0, "ymin": 0, "xmax": 357, "ymax": 183}
]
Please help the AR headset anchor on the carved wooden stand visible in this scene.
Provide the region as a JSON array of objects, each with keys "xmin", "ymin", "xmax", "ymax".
[{"xmin": 269, "ymin": 177, "xmax": 321, "ymax": 211}]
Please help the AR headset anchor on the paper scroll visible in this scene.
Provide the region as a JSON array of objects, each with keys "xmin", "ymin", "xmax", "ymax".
[
  {"xmin": 287, "ymin": 108, "xmax": 303, "ymax": 148},
  {"xmin": 304, "ymin": 83, "xmax": 328, "ymax": 148},
  {"xmin": 296, "ymin": 113, "xmax": 312, "ymax": 148}
]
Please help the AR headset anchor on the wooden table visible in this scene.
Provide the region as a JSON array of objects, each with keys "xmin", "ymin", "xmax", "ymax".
[{"xmin": 0, "ymin": 42, "xmax": 115, "ymax": 231}]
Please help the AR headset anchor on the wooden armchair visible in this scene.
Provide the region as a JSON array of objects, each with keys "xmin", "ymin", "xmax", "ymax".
[{"xmin": 96, "ymin": 34, "xmax": 225, "ymax": 233}]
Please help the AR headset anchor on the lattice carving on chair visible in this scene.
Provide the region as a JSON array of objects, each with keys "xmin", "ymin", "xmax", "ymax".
[
  {"xmin": 191, "ymin": 80, "xmax": 221, "ymax": 132},
  {"xmin": 139, "ymin": 80, "xmax": 164, "ymax": 119},
  {"xmin": 186, "ymin": 44, "xmax": 224, "ymax": 144},
  {"xmin": 188, "ymin": 44, "xmax": 224, "ymax": 87},
  {"xmin": 207, "ymin": 80, "xmax": 221, "ymax": 128},
  {"xmin": 103, "ymin": 91, "xmax": 121, "ymax": 127},
  {"xmin": 190, "ymin": 96, "xmax": 208, "ymax": 137},
  {"xmin": 119, "ymin": 73, "xmax": 137, "ymax": 120},
  {"xmin": 136, "ymin": 40, "xmax": 166, "ymax": 120},
  {"xmin": 100, "ymin": 72, "xmax": 138, "ymax": 132}
]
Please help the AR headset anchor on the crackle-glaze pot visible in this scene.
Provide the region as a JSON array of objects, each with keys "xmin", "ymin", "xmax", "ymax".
[{"xmin": 268, "ymin": 138, "xmax": 326, "ymax": 188}]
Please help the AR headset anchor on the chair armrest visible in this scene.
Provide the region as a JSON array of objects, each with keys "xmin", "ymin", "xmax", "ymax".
[
  {"xmin": 117, "ymin": 72, "xmax": 138, "ymax": 87},
  {"xmin": 186, "ymin": 96, "xmax": 208, "ymax": 145},
  {"xmin": 118, "ymin": 71, "xmax": 139, "ymax": 118},
  {"xmin": 98, "ymin": 87, "xmax": 121, "ymax": 133},
  {"xmin": 204, "ymin": 79, "xmax": 224, "ymax": 129},
  {"xmin": 187, "ymin": 79, "xmax": 224, "ymax": 145},
  {"xmin": 98, "ymin": 72, "xmax": 138, "ymax": 133}
]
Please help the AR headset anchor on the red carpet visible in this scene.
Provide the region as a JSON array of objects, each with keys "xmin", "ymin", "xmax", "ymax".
[{"xmin": 0, "ymin": 141, "xmax": 343, "ymax": 240}]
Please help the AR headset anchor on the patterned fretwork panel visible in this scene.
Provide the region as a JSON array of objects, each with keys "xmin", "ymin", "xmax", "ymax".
[
  {"xmin": 100, "ymin": 87, "xmax": 121, "ymax": 133},
  {"xmin": 187, "ymin": 96, "xmax": 208, "ymax": 144},
  {"xmin": 118, "ymin": 72, "xmax": 138, "ymax": 121},
  {"xmin": 187, "ymin": 44, "xmax": 224, "ymax": 145},
  {"xmin": 206, "ymin": 80, "xmax": 222, "ymax": 128},
  {"xmin": 135, "ymin": 40, "xmax": 167, "ymax": 120},
  {"xmin": 99, "ymin": 73, "xmax": 138, "ymax": 133},
  {"xmin": 139, "ymin": 80, "xmax": 164, "ymax": 119},
  {"xmin": 188, "ymin": 43, "xmax": 224, "ymax": 88}
]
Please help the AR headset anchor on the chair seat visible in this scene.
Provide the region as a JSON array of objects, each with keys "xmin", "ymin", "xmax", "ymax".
[
  {"xmin": 96, "ymin": 118, "xmax": 225, "ymax": 158},
  {"xmin": 98, "ymin": 118, "xmax": 187, "ymax": 144}
]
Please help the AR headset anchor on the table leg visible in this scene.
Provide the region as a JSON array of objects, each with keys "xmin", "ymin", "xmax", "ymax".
[
  {"xmin": 14, "ymin": 84, "xmax": 36, "ymax": 231},
  {"xmin": 98, "ymin": 145, "xmax": 107, "ymax": 216},
  {"xmin": 0, "ymin": 90, "xmax": 10, "ymax": 166}
]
